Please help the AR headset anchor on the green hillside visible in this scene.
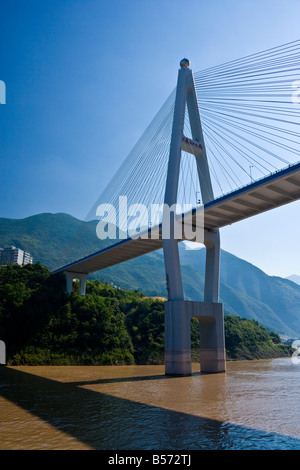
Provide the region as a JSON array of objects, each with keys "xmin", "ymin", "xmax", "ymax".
[
  {"xmin": 1, "ymin": 212, "xmax": 300, "ymax": 338},
  {"xmin": 0, "ymin": 264, "xmax": 293, "ymax": 365},
  {"xmin": 0, "ymin": 213, "xmax": 109, "ymax": 271}
]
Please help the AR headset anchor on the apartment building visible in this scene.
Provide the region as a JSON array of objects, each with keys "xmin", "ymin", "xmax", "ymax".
[{"xmin": 0, "ymin": 246, "xmax": 33, "ymax": 266}]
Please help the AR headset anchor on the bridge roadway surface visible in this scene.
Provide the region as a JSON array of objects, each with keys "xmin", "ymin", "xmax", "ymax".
[{"xmin": 53, "ymin": 161, "xmax": 300, "ymax": 275}]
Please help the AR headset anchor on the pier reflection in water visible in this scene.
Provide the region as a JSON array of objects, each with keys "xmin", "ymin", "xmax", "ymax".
[{"xmin": 0, "ymin": 358, "xmax": 300, "ymax": 450}]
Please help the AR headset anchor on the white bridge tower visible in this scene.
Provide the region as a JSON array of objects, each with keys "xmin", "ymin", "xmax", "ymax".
[{"xmin": 163, "ymin": 59, "xmax": 226, "ymax": 375}]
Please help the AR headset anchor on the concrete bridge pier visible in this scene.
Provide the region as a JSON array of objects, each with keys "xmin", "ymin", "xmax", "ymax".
[
  {"xmin": 164, "ymin": 300, "xmax": 225, "ymax": 375},
  {"xmin": 197, "ymin": 303, "xmax": 225, "ymax": 373},
  {"xmin": 163, "ymin": 228, "xmax": 225, "ymax": 376},
  {"xmin": 64, "ymin": 271, "xmax": 88, "ymax": 296},
  {"xmin": 164, "ymin": 299, "xmax": 192, "ymax": 375}
]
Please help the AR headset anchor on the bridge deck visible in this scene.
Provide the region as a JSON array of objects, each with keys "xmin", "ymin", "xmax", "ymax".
[{"xmin": 53, "ymin": 162, "xmax": 300, "ymax": 275}]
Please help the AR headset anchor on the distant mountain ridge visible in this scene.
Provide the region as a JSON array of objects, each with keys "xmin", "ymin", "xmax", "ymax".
[
  {"xmin": 1, "ymin": 212, "xmax": 300, "ymax": 338},
  {"xmin": 286, "ymin": 274, "xmax": 300, "ymax": 286}
]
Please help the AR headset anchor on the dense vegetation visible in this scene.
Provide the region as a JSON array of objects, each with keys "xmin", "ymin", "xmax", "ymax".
[
  {"xmin": 0, "ymin": 264, "xmax": 293, "ymax": 365},
  {"xmin": 2, "ymin": 212, "xmax": 300, "ymax": 338}
]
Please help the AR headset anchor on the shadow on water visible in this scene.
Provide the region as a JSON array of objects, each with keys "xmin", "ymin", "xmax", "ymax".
[
  {"xmin": 1, "ymin": 367, "xmax": 300, "ymax": 450},
  {"xmin": 70, "ymin": 372, "xmax": 201, "ymax": 387}
]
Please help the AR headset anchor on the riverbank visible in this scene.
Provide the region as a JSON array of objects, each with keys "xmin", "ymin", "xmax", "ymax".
[
  {"xmin": 7, "ymin": 333, "xmax": 293, "ymax": 366},
  {"xmin": 6, "ymin": 315, "xmax": 293, "ymax": 366},
  {"xmin": 0, "ymin": 264, "xmax": 294, "ymax": 366}
]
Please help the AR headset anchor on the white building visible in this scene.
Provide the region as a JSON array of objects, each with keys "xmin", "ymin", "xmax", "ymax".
[{"xmin": 0, "ymin": 246, "xmax": 33, "ymax": 266}]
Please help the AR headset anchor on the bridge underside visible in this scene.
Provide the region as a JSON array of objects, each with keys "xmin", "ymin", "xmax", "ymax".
[
  {"xmin": 53, "ymin": 162, "xmax": 300, "ymax": 276},
  {"xmin": 203, "ymin": 163, "xmax": 300, "ymax": 230}
]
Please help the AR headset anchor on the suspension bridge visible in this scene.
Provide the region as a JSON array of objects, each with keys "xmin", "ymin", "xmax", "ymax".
[{"xmin": 53, "ymin": 40, "xmax": 300, "ymax": 376}]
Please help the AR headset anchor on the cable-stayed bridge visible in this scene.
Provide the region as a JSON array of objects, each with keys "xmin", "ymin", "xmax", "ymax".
[{"xmin": 53, "ymin": 40, "xmax": 300, "ymax": 376}]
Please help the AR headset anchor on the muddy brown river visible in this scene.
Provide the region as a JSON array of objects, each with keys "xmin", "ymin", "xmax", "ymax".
[{"xmin": 0, "ymin": 358, "xmax": 299, "ymax": 450}]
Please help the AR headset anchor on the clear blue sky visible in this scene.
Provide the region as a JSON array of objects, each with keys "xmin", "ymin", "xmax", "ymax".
[{"xmin": 1, "ymin": 0, "xmax": 300, "ymax": 277}]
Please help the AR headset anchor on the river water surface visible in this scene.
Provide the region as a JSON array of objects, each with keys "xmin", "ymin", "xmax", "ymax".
[{"xmin": 0, "ymin": 358, "xmax": 300, "ymax": 450}]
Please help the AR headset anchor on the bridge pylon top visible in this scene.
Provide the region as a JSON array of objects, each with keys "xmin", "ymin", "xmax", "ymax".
[{"xmin": 180, "ymin": 58, "xmax": 190, "ymax": 68}]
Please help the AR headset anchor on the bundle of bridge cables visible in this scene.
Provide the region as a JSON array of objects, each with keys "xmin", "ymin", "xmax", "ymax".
[{"xmin": 64, "ymin": 39, "xmax": 300, "ymax": 264}]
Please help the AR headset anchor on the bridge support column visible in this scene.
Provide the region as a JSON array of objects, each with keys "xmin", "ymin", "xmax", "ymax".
[
  {"xmin": 64, "ymin": 271, "xmax": 88, "ymax": 296},
  {"xmin": 197, "ymin": 303, "xmax": 226, "ymax": 373},
  {"xmin": 165, "ymin": 300, "xmax": 192, "ymax": 375},
  {"xmin": 204, "ymin": 229, "xmax": 220, "ymax": 303},
  {"xmin": 165, "ymin": 301, "xmax": 225, "ymax": 375},
  {"xmin": 64, "ymin": 271, "xmax": 74, "ymax": 294},
  {"xmin": 200, "ymin": 229, "xmax": 225, "ymax": 372}
]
